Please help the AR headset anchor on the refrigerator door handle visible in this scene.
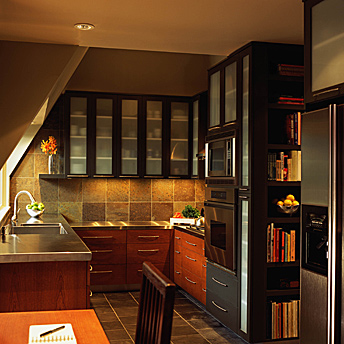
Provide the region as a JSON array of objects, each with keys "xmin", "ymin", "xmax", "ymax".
[{"xmin": 327, "ymin": 104, "xmax": 337, "ymax": 344}]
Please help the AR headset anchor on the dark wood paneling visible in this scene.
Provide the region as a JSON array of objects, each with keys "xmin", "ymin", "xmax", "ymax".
[
  {"xmin": 90, "ymin": 264, "xmax": 126, "ymax": 285},
  {"xmin": 126, "ymin": 262, "xmax": 169, "ymax": 284}
]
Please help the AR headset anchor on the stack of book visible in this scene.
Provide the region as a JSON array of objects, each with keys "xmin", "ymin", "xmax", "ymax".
[
  {"xmin": 277, "ymin": 64, "xmax": 304, "ymax": 77},
  {"xmin": 277, "ymin": 96, "xmax": 304, "ymax": 106},
  {"xmin": 267, "ymin": 223, "xmax": 296, "ymax": 263},
  {"xmin": 267, "ymin": 299, "xmax": 300, "ymax": 339},
  {"xmin": 285, "ymin": 112, "xmax": 301, "ymax": 145},
  {"xmin": 267, "ymin": 150, "xmax": 301, "ymax": 181}
]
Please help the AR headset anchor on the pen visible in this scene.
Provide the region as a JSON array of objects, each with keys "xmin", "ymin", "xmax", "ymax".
[{"xmin": 40, "ymin": 325, "xmax": 65, "ymax": 337}]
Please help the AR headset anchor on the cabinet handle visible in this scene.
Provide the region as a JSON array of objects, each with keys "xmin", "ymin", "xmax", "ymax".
[
  {"xmin": 90, "ymin": 265, "xmax": 93, "ymax": 271},
  {"xmin": 239, "ymin": 195, "xmax": 248, "ymax": 199},
  {"xmin": 138, "ymin": 249, "xmax": 159, "ymax": 252},
  {"xmin": 185, "ymin": 255, "xmax": 196, "ymax": 262},
  {"xmin": 90, "ymin": 270, "xmax": 113, "ymax": 274},
  {"xmin": 185, "ymin": 240, "xmax": 196, "ymax": 246},
  {"xmin": 175, "ymin": 250, "xmax": 180, "ymax": 254},
  {"xmin": 239, "ymin": 188, "xmax": 249, "ymax": 191},
  {"xmin": 82, "ymin": 236, "xmax": 113, "ymax": 239},
  {"xmin": 211, "ymin": 300, "xmax": 228, "ymax": 312},
  {"xmin": 212, "ymin": 277, "xmax": 228, "ymax": 287},
  {"xmin": 202, "ymin": 288, "xmax": 206, "ymax": 292},
  {"xmin": 90, "ymin": 290, "xmax": 93, "ymax": 297},
  {"xmin": 314, "ymin": 87, "xmax": 339, "ymax": 97},
  {"xmin": 67, "ymin": 174, "xmax": 89, "ymax": 178},
  {"xmin": 209, "ymin": 126, "xmax": 221, "ymax": 131},
  {"xmin": 185, "ymin": 276, "xmax": 196, "ymax": 284},
  {"xmin": 175, "ymin": 270, "xmax": 181, "ymax": 274},
  {"xmin": 138, "ymin": 269, "xmax": 143, "ymax": 272},
  {"xmin": 175, "ymin": 236, "xmax": 181, "ymax": 240},
  {"xmin": 92, "ymin": 250, "xmax": 113, "ymax": 253},
  {"xmin": 138, "ymin": 235, "xmax": 160, "ymax": 239},
  {"xmin": 202, "ymin": 264, "xmax": 207, "ymax": 268},
  {"xmin": 93, "ymin": 175, "xmax": 114, "ymax": 178}
]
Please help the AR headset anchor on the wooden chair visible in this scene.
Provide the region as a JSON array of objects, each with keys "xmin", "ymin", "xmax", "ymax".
[{"xmin": 135, "ymin": 261, "xmax": 176, "ymax": 344}]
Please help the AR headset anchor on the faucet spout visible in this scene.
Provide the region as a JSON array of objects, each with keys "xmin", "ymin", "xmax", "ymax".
[{"xmin": 11, "ymin": 190, "xmax": 36, "ymax": 223}]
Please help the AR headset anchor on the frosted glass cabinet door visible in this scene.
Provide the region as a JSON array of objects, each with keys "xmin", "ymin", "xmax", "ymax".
[
  {"xmin": 209, "ymin": 71, "xmax": 221, "ymax": 127},
  {"xmin": 70, "ymin": 97, "xmax": 87, "ymax": 175},
  {"xmin": 96, "ymin": 98, "xmax": 113, "ymax": 175},
  {"xmin": 242, "ymin": 55, "xmax": 250, "ymax": 187},
  {"xmin": 170, "ymin": 102, "xmax": 189, "ymax": 175},
  {"xmin": 225, "ymin": 62, "xmax": 237, "ymax": 123},
  {"xmin": 192, "ymin": 100, "xmax": 199, "ymax": 176},
  {"xmin": 121, "ymin": 99, "xmax": 138, "ymax": 175},
  {"xmin": 146, "ymin": 100, "xmax": 162, "ymax": 175}
]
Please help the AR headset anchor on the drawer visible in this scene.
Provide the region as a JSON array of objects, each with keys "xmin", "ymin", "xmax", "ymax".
[
  {"xmin": 183, "ymin": 268, "xmax": 202, "ymax": 302},
  {"xmin": 181, "ymin": 232, "xmax": 204, "ymax": 255},
  {"xmin": 127, "ymin": 262, "xmax": 170, "ymax": 285},
  {"xmin": 77, "ymin": 230, "xmax": 126, "ymax": 245},
  {"xmin": 127, "ymin": 229, "xmax": 171, "ymax": 244},
  {"xmin": 127, "ymin": 243, "xmax": 170, "ymax": 265},
  {"xmin": 182, "ymin": 247, "xmax": 203, "ymax": 278},
  {"xmin": 174, "ymin": 264, "xmax": 182, "ymax": 286},
  {"xmin": 206, "ymin": 262, "xmax": 238, "ymax": 308},
  {"xmin": 206, "ymin": 289, "xmax": 238, "ymax": 332},
  {"xmin": 90, "ymin": 243, "xmax": 126, "ymax": 264},
  {"xmin": 90, "ymin": 264, "xmax": 126, "ymax": 285},
  {"xmin": 174, "ymin": 246, "xmax": 182, "ymax": 267}
]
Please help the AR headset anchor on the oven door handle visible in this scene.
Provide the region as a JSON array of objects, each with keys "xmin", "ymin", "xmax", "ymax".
[{"xmin": 204, "ymin": 201, "xmax": 235, "ymax": 210}]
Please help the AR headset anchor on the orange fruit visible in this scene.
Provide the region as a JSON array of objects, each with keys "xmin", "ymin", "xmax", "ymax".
[
  {"xmin": 292, "ymin": 200, "xmax": 299, "ymax": 206},
  {"xmin": 284, "ymin": 199, "xmax": 292, "ymax": 207},
  {"xmin": 277, "ymin": 201, "xmax": 284, "ymax": 206},
  {"xmin": 286, "ymin": 194, "xmax": 295, "ymax": 202}
]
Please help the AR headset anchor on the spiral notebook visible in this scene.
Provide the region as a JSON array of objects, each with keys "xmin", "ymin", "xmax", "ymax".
[{"xmin": 28, "ymin": 323, "xmax": 77, "ymax": 343}]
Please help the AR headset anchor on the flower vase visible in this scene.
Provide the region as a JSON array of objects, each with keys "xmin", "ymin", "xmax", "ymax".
[{"xmin": 48, "ymin": 155, "xmax": 55, "ymax": 174}]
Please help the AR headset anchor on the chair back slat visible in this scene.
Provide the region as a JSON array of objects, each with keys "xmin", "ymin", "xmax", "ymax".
[{"xmin": 135, "ymin": 262, "xmax": 175, "ymax": 344}]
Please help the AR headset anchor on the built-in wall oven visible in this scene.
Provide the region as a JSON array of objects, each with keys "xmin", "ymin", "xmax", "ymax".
[{"xmin": 204, "ymin": 186, "xmax": 237, "ymax": 273}]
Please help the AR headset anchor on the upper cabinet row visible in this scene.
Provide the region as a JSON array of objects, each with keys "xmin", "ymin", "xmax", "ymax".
[{"xmin": 64, "ymin": 92, "xmax": 206, "ymax": 179}]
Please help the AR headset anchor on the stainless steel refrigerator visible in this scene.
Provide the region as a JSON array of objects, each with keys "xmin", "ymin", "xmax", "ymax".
[{"xmin": 301, "ymin": 104, "xmax": 344, "ymax": 344}]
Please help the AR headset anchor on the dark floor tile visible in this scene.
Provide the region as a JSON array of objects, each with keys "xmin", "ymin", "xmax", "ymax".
[
  {"xmin": 129, "ymin": 290, "xmax": 140, "ymax": 298},
  {"xmin": 100, "ymin": 321, "xmax": 124, "ymax": 331},
  {"xmin": 109, "ymin": 298, "xmax": 138, "ymax": 308},
  {"xmin": 174, "ymin": 303, "xmax": 204, "ymax": 314},
  {"xmin": 91, "ymin": 298, "xmax": 110, "ymax": 307},
  {"xmin": 123, "ymin": 323, "xmax": 136, "ymax": 337},
  {"xmin": 175, "ymin": 291, "xmax": 188, "ymax": 299},
  {"xmin": 176, "ymin": 310, "xmax": 210, "ymax": 321},
  {"xmin": 96, "ymin": 312, "xmax": 119, "ymax": 322},
  {"xmin": 114, "ymin": 306, "xmax": 139, "ymax": 317},
  {"xmin": 174, "ymin": 298, "xmax": 195, "ymax": 306},
  {"xmin": 118, "ymin": 315, "xmax": 138, "ymax": 325},
  {"xmin": 186, "ymin": 317, "xmax": 222, "ymax": 329},
  {"xmin": 94, "ymin": 306, "xmax": 114, "ymax": 314},
  {"xmin": 197, "ymin": 328, "xmax": 241, "ymax": 343},
  {"xmin": 171, "ymin": 334, "xmax": 210, "ymax": 344},
  {"xmin": 105, "ymin": 328, "xmax": 131, "ymax": 341},
  {"xmin": 106, "ymin": 292, "xmax": 135, "ymax": 301},
  {"xmin": 109, "ymin": 340, "xmax": 134, "ymax": 344},
  {"xmin": 171, "ymin": 325, "xmax": 198, "ymax": 337},
  {"xmin": 171, "ymin": 316, "xmax": 189, "ymax": 327}
]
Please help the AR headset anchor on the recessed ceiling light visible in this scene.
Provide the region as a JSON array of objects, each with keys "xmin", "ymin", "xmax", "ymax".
[{"xmin": 74, "ymin": 23, "xmax": 95, "ymax": 31}]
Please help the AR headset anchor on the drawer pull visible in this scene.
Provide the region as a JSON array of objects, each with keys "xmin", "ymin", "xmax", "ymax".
[
  {"xmin": 138, "ymin": 249, "xmax": 159, "ymax": 252},
  {"xmin": 90, "ymin": 270, "xmax": 113, "ymax": 274},
  {"xmin": 175, "ymin": 250, "xmax": 180, "ymax": 254},
  {"xmin": 138, "ymin": 235, "xmax": 160, "ymax": 239},
  {"xmin": 90, "ymin": 265, "xmax": 93, "ymax": 271},
  {"xmin": 185, "ymin": 276, "xmax": 196, "ymax": 284},
  {"xmin": 175, "ymin": 236, "xmax": 181, "ymax": 240},
  {"xmin": 202, "ymin": 264, "xmax": 207, "ymax": 268},
  {"xmin": 92, "ymin": 250, "xmax": 113, "ymax": 253},
  {"xmin": 175, "ymin": 270, "xmax": 181, "ymax": 274},
  {"xmin": 90, "ymin": 290, "xmax": 93, "ymax": 297},
  {"xmin": 185, "ymin": 240, "xmax": 196, "ymax": 246},
  {"xmin": 211, "ymin": 300, "xmax": 228, "ymax": 312},
  {"xmin": 185, "ymin": 255, "xmax": 196, "ymax": 262},
  {"xmin": 138, "ymin": 269, "xmax": 143, "ymax": 272},
  {"xmin": 202, "ymin": 288, "xmax": 206, "ymax": 292},
  {"xmin": 212, "ymin": 277, "xmax": 228, "ymax": 287},
  {"xmin": 82, "ymin": 236, "xmax": 113, "ymax": 239}
]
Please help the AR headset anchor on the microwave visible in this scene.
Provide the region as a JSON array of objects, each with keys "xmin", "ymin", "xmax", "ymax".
[{"xmin": 205, "ymin": 131, "xmax": 236, "ymax": 179}]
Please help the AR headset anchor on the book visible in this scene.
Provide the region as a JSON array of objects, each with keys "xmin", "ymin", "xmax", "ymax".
[
  {"xmin": 290, "ymin": 230, "xmax": 296, "ymax": 261},
  {"xmin": 28, "ymin": 323, "xmax": 77, "ymax": 343},
  {"xmin": 267, "ymin": 224, "xmax": 271, "ymax": 262}
]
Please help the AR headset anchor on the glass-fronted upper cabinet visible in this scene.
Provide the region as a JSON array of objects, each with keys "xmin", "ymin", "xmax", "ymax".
[
  {"xmin": 225, "ymin": 61, "xmax": 237, "ymax": 123},
  {"xmin": 69, "ymin": 97, "xmax": 88, "ymax": 175},
  {"xmin": 146, "ymin": 100, "xmax": 163, "ymax": 175},
  {"xmin": 121, "ymin": 98, "xmax": 138, "ymax": 175},
  {"xmin": 192, "ymin": 100, "xmax": 199, "ymax": 176},
  {"xmin": 170, "ymin": 101, "xmax": 189, "ymax": 176},
  {"xmin": 209, "ymin": 71, "xmax": 221, "ymax": 128},
  {"xmin": 95, "ymin": 98, "xmax": 113, "ymax": 175}
]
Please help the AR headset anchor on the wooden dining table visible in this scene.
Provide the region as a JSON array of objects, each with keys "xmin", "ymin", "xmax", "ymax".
[{"xmin": 0, "ymin": 309, "xmax": 110, "ymax": 344}]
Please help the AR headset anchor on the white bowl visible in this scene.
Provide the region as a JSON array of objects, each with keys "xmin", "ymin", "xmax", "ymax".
[{"xmin": 26, "ymin": 206, "xmax": 44, "ymax": 218}]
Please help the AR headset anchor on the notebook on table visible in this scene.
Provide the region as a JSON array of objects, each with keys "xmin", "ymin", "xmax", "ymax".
[{"xmin": 28, "ymin": 323, "xmax": 77, "ymax": 343}]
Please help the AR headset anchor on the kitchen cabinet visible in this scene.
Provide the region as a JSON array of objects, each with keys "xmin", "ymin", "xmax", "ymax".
[
  {"xmin": 64, "ymin": 92, "xmax": 206, "ymax": 178},
  {"xmin": 173, "ymin": 228, "xmax": 206, "ymax": 304}
]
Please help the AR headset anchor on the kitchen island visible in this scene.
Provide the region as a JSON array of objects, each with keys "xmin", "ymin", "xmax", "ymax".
[{"xmin": 0, "ymin": 213, "xmax": 91, "ymax": 313}]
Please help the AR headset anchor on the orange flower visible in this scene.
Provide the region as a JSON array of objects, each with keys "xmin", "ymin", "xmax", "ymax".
[{"xmin": 41, "ymin": 136, "xmax": 57, "ymax": 155}]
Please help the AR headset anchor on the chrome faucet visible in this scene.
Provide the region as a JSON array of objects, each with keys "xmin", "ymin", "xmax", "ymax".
[{"xmin": 11, "ymin": 190, "xmax": 36, "ymax": 223}]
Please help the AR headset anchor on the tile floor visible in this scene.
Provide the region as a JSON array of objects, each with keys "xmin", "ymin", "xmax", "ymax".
[{"xmin": 91, "ymin": 289, "xmax": 248, "ymax": 344}]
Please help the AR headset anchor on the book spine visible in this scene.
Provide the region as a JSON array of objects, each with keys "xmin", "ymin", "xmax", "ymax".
[
  {"xmin": 284, "ymin": 232, "xmax": 288, "ymax": 262},
  {"xmin": 297, "ymin": 151, "xmax": 302, "ymax": 181},
  {"xmin": 294, "ymin": 112, "xmax": 298, "ymax": 145},
  {"xmin": 267, "ymin": 224, "xmax": 271, "ymax": 262},
  {"xmin": 298, "ymin": 112, "xmax": 301, "ymax": 145},
  {"xmin": 290, "ymin": 114, "xmax": 294, "ymax": 145},
  {"xmin": 280, "ymin": 152, "xmax": 284, "ymax": 181},
  {"xmin": 275, "ymin": 228, "xmax": 280, "ymax": 263},
  {"xmin": 281, "ymin": 230, "xmax": 285, "ymax": 263},
  {"xmin": 272, "ymin": 153, "xmax": 276, "ymax": 180},
  {"xmin": 271, "ymin": 223, "xmax": 275, "ymax": 262},
  {"xmin": 290, "ymin": 230, "xmax": 296, "ymax": 261}
]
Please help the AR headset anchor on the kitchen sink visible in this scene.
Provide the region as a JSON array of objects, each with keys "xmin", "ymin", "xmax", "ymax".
[{"xmin": 12, "ymin": 224, "xmax": 68, "ymax": 235}]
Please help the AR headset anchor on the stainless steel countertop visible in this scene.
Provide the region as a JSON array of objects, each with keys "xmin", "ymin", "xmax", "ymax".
[
  {"xmin": 70, "ymin": 220, "xmax": 173, "ymax": 230},
  {"xmin": 0, "ymin": 213, "xmax": 91, "ymax": 263}
]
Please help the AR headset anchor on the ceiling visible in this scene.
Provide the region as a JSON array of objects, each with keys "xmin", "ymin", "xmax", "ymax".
[{"xmin": 0, "ymin": 0, "xmax": 304, "ymax": 56}]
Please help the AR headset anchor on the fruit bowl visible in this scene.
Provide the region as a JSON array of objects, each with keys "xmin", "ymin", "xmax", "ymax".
[
  {"xmin": 26, "ymin": 205, "xmax": 44, "ymax": 218},
  {"xmin": 276, "ymin": 204, "xmax": 299, "ymax": 215}
]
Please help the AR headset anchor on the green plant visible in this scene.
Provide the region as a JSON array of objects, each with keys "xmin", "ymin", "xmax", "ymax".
[{"xmin": 182, "ymin": 205, "xmax": 200, "ymax": 218}]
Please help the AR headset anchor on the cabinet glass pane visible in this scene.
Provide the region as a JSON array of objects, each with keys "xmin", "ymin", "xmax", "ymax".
[
  {"xmin": 70, "ymin": 97, "xmax": 87, "ymax": 174},
  {"xmin": 171, "ymin": 102, "xmax": 188, "ymax": 175},
  {"xmin": 121, "ymin": 99, "xmax": 138, "ymax": 175},
  {"xmin": 209, "ymin": 71, "xmax": 220, "ymax": 127},
  {"xmin": 192, "ymin": 100, "xmax": 199, "ymax": 176},
  {"xmin": 146, "ymin": 101, "xmax": 162, "ymax": 175},
  {"xmin": 240, "ymin": 199, "xmax": 249, "ymax": 333},
  {"xmin": 96, "ymin": 99, "xmax": 113, "ymax": 175},
  {"xmin": 312, "ymin": 0, "xmax": 344, "ymax": 92},
  {"xmin": 242, "ymin": 55, "xmax": 250, "ymax": 186},
  {"xmin": 225, "ymin": 62, "xmax": 237, "ymax": 123}
]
